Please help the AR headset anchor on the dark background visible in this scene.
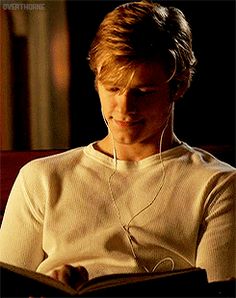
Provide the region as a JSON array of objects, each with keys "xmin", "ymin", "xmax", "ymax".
[{"xmin": 66, "ymin": 0, "xmax": 235, "ymax": 164}]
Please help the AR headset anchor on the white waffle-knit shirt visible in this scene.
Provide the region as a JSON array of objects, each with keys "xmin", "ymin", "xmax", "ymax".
[{"xmin": 0, "ymin": 142, "xmax": 235, "ymax": 282}]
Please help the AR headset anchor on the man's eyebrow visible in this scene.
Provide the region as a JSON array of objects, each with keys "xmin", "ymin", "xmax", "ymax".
[
  {"xmin": 102, "ymin": 81, "xmax": 124, "ymax": 89},
  {"xmin": 103, "ymin": 82, "xmax": 116, "ymax": 86},
  {"xmin": 132, "ymin": 84, "xmax": 161, "ymax": 89},
  {"xmin": 100, "ymin": 80, "xmax": 119, "ymax": 86},
  {"xmin": 101, "ymin": 80, "xmax": 162, "ymax": 89}
]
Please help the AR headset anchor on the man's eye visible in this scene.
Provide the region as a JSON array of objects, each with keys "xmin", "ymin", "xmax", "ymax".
[
  {"xmin": 134, "ymin": 89, "xmax": 159, "ymax": 96},
  {"xmin": 106, "ymin": 87, "xmax": 120, "ymax": 93}
]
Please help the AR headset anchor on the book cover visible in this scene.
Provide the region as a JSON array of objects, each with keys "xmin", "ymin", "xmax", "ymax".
[{"xmin": 1, "ymin": 261, "xmax": 209, "ymax": 297}]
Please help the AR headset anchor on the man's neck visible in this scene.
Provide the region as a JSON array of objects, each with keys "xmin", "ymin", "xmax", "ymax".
[{"xmin": 95, "ymin": 133, "xmax": 181, "ymax": 162}]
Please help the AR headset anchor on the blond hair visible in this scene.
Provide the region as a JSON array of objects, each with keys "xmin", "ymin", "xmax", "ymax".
[{"xmin": 88, "ymin": 1, "xmax": 196, "ymax": 93}]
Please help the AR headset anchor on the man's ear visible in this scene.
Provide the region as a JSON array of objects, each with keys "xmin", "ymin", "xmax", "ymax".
[{"xmin": 171, "ymin": 69, "xmax": 190, "ymax": 102}]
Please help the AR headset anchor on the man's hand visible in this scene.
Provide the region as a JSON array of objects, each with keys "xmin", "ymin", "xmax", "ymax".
[{"xmin": 49, "ymin": 264, "xmax": 89, "ymax": 290}]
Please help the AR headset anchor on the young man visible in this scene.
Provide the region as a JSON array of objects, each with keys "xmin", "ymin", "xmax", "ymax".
[{"xmin": 0, "ymin": 0, "xmax": 235, "ymax": 290}]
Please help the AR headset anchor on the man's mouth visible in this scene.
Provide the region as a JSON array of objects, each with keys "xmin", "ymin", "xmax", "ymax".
[{"xmin": 113, "ymin": 119, "xmax": 143, "ymax": 128}]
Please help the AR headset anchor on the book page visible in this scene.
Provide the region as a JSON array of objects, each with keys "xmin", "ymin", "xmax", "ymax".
[{"xmin": 77, "ymin": 267, "xmax": 208, "ymax": 296}]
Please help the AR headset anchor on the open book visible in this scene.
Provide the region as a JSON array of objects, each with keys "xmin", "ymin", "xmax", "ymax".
[{"xmin": 1, "ymin": 261, "xmax": 209, "ymax": 297}]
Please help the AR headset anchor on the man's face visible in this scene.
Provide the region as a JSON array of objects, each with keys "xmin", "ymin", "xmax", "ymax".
[{"xmin": 97, "ymin": 61, "xmax": 172, "ymax": 146}]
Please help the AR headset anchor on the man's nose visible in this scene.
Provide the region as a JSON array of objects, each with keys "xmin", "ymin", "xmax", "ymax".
[{"xmin": 115, "ymin": 91, "xmax": 136, "ymax": 114}]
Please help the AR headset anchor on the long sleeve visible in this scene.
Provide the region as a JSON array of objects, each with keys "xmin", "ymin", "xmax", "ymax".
[
  {"xmin": 0, "ymin": 166, "xmax": 45, "ymax": 270},
  {"xmin": 196, "ymin": 172, "xmax": 236, "ymax": 282},
  {"xmin": 1, "ymin": 144, "xmax": 235, "ymax": 281}
]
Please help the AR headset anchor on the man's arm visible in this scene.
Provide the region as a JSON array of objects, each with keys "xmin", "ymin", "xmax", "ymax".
[
  {"xmin": 196, "ymin": 172, "xmax": 235, "ymax": 282},
  {"xmin": 0, "ymin": 166, "xmax": 45, "ymax": 270}
]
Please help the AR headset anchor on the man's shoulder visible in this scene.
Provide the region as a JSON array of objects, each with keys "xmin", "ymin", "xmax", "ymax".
[
  {"xmin": 19, "ymin": 147, "xmax": 85, "ymax": 176},
  {"xmin": 180, "ymin": 143, "xmax": 236, "ymax": 175}
]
